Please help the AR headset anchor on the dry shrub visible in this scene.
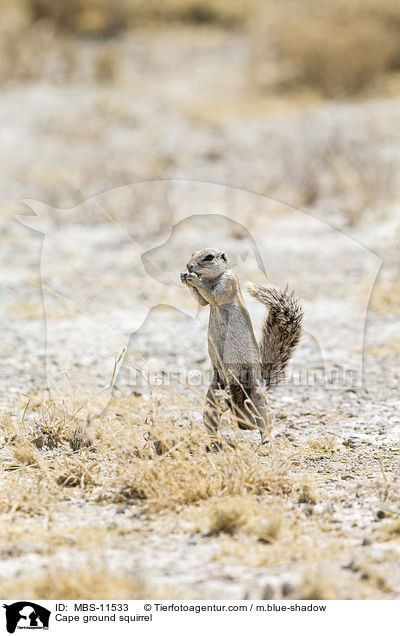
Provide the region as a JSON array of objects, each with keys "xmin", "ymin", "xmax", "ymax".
[
  {"xmin": 297, "ymin": 570, "xmax": 337, "ymax": 600},
  {"xmin": 277, "ymin": 126, "xmax": 397, "ymax": 225},
  {"xmin": 29, "ymin": 0, "xmax": 126, "ymax": 35},
  {"xmin": 9, "ymin": 441, "xmax": 40, "ymax": 470},
  {"xmin": 205, "ymin": 495, "xmax": 284, "ymax": 541},
  {"xmin": 0, "ymin": 567, "xmax": 165, "ymax": 599},
  {"xmin": 145, "ymin": 0, "xmax": 250, "ymax": 28},
  {"xmin": 252, "ymin": 0, "xmax": 400, "ymax": 97},
  {"xmin": 0, "ymin": 420, "xmax": 41, "ymax": 471},
  {"xmin": 27, "ymin": 0, "xmax": 250, "ymax": 34},
  {"xmin": 207, "ymin": 496, "xmax": 247, "ymax": 535},
  {"xmin": 3, "ymin": 0, "xmax": 400, "ymax": 95},
  {"xmin": 94, "ymin": 45, "xmax": 120, "ymax": 82}
]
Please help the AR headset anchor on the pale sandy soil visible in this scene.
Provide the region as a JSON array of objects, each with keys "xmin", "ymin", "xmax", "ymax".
[{"xmin": 0, "ymin": 27, "xmax": 399, "ymax": 599}]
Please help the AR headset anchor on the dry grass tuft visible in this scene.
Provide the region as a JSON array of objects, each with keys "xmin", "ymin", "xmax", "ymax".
[
  {"xmin": 0, "ymin": 473, "xmax": 56, "ymax": 517},
  {"xmin": 207, "ymin": 496, "xmax": 247, "ymax": 535},
  {"xmin": 1, "ymin": 394, "xmax": 298, "ymax": 515},
  {"xmin": 2, "ymin": 0, "xmax": 400, "ymax": 103},
  {"xmin": 20, "ymin": 396, "xmax": 94, "ymax": 451},
  {"xmin": 0, "ymin": 567, "xmax": 166, "ymax": 600},
  {"xmin": 54, "ymin": 454, "xmax": 98, "ymax": 488},
  {"xmin": 250, "ymin": 510, "xmax": 282, "ymax": 544},
  {"xmin": 9, "ymin": 441, "xmax": 40, "ymax": 470},
  {"xmin": 94, "ymin": 45, "xmax": 120, "ymax": 82},
  {"xmin": 297, "ymin": 480, "xmax": 317, "ymax": 505},
  {"xmin": 103, "ymin": 440, "xmax": 294, "ymax": 509},
  {"xmin": 297, "ymin": 571, "xmax": 337, "ymax": 600},
  {"xmin": 308, "ymin": 436, "xmax": 337, "ymax": 453}
]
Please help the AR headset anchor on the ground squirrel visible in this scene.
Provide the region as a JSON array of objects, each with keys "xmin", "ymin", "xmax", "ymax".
[{"xmin": 181, "ymin": 248, "xmax": 303, "ymax": 441}]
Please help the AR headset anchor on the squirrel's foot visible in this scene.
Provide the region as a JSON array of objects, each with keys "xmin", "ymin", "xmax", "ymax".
[
  {"xmin": 206, "ymin": 440, "xmax": 223, "ymax": 453},
  {"xmin": 205, "ymin": 437, "xmax": 236, "ymax": 453}
]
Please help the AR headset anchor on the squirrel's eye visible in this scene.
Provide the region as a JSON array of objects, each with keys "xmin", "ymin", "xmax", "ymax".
[
  {"xmin": 203, "ymin": 254, "xmax": 214, "ymax": 262},
  {"xmin": 221, "ymin": 253, "xmax": 227, "ymax": 261}
]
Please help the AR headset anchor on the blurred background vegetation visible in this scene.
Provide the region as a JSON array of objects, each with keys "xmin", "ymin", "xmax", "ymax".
[
  {"xmin": 1, "ymin": 0, "xmax": 400, "ymax": 95},
  {"xmin": 0, "ymin": 0, "xmax": 399, "ymax": 234}
]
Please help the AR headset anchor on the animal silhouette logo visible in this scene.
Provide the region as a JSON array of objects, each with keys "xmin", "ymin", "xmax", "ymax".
[
  {"xmin": 2, "ymin": 602, "xmax": 51, "ymax": 633},
  {"xmin": 14, "ymin": 180, "xmax": 381, "ymax": 412}
]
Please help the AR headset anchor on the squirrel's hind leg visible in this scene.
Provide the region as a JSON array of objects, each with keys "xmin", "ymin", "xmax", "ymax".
[
  {"xmin": 204, "ymin": 374, "xmax": 225, "ymax": 440},
  {"xmin": 229, "ymin": 383, "xmax": 255, "ymax": 431},
  {"xmin": 230, "ymin": 380, "xmax": 270, "ymax": 439},
  {"xmin": 247, "ymin": 381, "xmax": 270, "ymax": 442}
]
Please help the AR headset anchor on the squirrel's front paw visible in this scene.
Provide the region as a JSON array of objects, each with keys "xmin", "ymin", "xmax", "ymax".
[{"xmin": 181, "ymin": 272, "xmax": 198, "ymax": 286}]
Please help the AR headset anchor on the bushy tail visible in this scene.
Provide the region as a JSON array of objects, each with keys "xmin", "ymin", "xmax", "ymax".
[{"xmin": 246, "ymin": 283, "xmax": 303, "ymax": 389}]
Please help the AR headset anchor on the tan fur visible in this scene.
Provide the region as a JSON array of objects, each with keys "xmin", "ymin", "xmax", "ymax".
[{"xmin": 181, "ymin": 248, "xmax": 303, "ymax": 443}]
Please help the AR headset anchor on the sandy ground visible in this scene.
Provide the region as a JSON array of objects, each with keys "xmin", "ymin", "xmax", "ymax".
[{"xmin": 0, "ymin": 27, "xmax": 400, "ymax": 599}]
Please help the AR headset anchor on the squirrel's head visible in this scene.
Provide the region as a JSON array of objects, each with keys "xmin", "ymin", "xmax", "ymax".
[{"xmin": 186, "ymin": 248, "xmax": 230, "ymax": 280}]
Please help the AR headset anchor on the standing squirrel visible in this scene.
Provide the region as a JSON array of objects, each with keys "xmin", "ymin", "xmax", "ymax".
[{"xmin": 180, "ymin": 248, "xmax": 303, "ymax": 442}]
